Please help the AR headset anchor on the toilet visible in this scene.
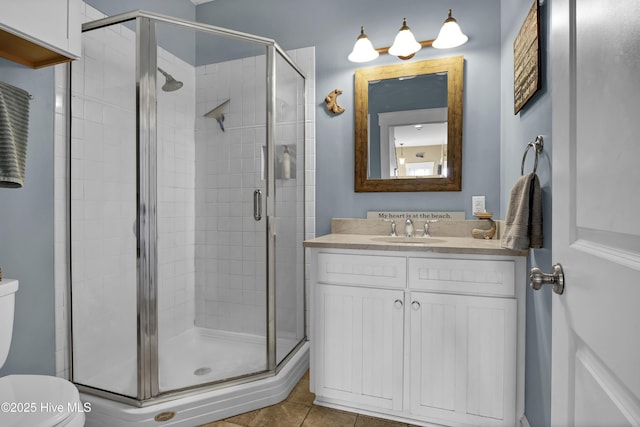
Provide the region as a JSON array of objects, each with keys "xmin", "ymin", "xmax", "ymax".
[{"xmin": 0, "ymin": 279, "xmax": 85, "ymax": 426}]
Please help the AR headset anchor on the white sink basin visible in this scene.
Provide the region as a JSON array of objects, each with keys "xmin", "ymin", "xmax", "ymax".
[{"xmin": 372, "ymin": 236, "xmax": 446, "ymax": 244}]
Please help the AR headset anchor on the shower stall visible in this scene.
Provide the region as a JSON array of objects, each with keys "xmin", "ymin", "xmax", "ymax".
[{"xmin": 68, "ymin": 9, "xmax": 308, "ymax": 423}]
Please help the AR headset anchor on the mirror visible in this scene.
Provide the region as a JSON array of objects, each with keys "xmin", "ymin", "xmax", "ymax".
[{"xmin": 354, "ymin": 55, "xmax": 464, "ymax": 192}]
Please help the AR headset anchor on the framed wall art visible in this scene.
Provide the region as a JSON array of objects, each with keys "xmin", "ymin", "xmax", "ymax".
[{"xmin": 514, "ymin": 0, "xmax": 541, "ymax": 114}]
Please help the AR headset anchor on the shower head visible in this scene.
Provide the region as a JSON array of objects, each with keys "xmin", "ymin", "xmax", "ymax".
[{"xmin": 158, "ymin": 67, "xmax": 183, "ymax": 92}]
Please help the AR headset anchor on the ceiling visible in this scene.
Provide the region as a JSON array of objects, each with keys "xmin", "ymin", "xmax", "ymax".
[{"xmin": 392, "ymin": 122, "xmax": 447, "ymax": 148}]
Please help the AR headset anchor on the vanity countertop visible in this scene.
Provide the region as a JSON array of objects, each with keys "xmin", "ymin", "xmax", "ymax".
[{"xmin": 303, "ymin": 234, "xmax": 527, "ymax": 257}]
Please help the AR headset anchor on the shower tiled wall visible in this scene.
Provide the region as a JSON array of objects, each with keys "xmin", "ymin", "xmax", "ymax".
[
  {"xmin": 193, "ymin": 56, "xmax": 268, "ymax": 335},
  {"xmin": 156, "ymin": 53, "xmax": 197, "ymax": 341},
  {"xmin": 54, "ymin": 54, "xmax": 69, "ymax": 380},
  {"xmin": 68, "ymin": 11, "xmax": 138, "ymax": 391}
]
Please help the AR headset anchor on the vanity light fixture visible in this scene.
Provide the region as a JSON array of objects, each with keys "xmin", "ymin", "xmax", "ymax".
[
  {"xmin": 432, "ymin": 9, "xmax": 469, "ymax": 49},
  {"xmin": 347, "ymin": 26, "xmax": 380, "ymax": 63},
  {"xmin": 388, "ymin": 18, "xmax": 422, "ymax": 59},
  {"xmin": 348, "ymin": 9, "xmax": 468, "ymax": 63}
]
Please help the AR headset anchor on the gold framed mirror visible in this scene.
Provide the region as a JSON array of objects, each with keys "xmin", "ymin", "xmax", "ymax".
[{"xmin": 354, "ymin": 55, "xmax": 464, "ymax": 192}]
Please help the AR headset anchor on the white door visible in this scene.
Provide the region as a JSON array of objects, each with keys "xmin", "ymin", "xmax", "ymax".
[{"xmin": 550, "ymin": 1, "xmax": 640, "ymax": 425}]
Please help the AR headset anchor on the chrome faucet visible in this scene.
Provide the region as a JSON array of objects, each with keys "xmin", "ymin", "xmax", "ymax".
[
  {"xmin": 423, "ymin": 219, "xmax": 437, "ymax": 238},
  {"xmin": 405, "ymin": 218, "xmax": 414, "ymax": 237},
  {"xmin": 390, "ymin": 220, "xmax": 397, "ymax": 236}
]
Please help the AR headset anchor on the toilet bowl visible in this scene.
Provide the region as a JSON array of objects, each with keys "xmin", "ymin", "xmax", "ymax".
[
  {"xmin": 0, "ymin": 375, "xmax": 85, "ymax": 426},
  {"xmin": 0, "ymin": 280, "xmax": 85, "ymax": 426}
]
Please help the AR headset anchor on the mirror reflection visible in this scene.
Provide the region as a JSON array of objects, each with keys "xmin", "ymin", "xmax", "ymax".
[
  {"xmin": 368, "ymin": 73, "xmax": 448, "ymax": 179},
  {"xmin": 354, "ymin": 56, "xmax": 464, "ymax": 192},
  {"xmin": 392, "ymin": 119, "xmax": 447, "ymax": 178}
]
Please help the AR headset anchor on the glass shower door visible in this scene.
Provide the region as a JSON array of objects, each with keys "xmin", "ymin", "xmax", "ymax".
[
  {"xmin": 71, "ymin": 11, "xmax": 307, "ymax": 402},
  {"xmin": 153, "ymin": 20, "xmax": 270, "ymax": 392},
  {"xmin": 273, "ymin": 51, "xmax": 306, "ymax": 365},
  {"xmin": 70, "ymin": 20, "xmax": 138, "ymax": 398}
]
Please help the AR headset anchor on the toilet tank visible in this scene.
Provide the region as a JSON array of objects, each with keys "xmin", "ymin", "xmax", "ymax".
[{"xmin": 0, "ymin": 279, "xmax": 19, "ymax": 368}]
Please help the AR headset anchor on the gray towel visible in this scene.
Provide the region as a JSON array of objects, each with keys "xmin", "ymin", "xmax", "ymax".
[
  {"xmin": 0, "ymin": 81, "xmax": 31, "ymax": 188},
  {"xmin": 501, "ymin": 173, "xmax": 542, "ymax": 250}
]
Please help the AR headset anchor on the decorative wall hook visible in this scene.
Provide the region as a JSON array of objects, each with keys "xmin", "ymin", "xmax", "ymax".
[{"xmin": 324, "ymin": 89, "xmax": 345, "ymax": 115}]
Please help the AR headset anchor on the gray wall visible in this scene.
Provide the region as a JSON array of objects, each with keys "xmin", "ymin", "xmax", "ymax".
[
  {"xmin": 196, "ymin": 0, "xmax": 502, "ymax": 236},
  {"xmin": 0, "ymin": 59, "xmax": 56, "ymax": 376},
  {"xmin": 500, "ymin": 1, "xmax": 553, "ymax": 426}
]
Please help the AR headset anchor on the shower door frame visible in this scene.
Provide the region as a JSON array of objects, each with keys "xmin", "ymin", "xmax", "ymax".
[{"xmin": 71, "ymin": 10, "xmax": 307, "ymax": 406}]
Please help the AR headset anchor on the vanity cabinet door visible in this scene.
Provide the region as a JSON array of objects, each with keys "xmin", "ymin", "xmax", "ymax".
[
  {"xmin": 408, "ymin": 292, "xmax": 517, "ymax": 426},
  {"xmin": 315, "ymin": 284, "xmax": 404, "ymax": 411}
]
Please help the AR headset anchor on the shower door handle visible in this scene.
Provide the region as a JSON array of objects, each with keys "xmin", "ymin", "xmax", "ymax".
[{"xmin": 253, "ymin": 189, "xmax": 262, "ymax": 221}]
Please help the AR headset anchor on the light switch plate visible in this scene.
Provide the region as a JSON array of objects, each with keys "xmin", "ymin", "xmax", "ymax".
[{"xmin": 472, "ymin": 196, "xmax": 486, "ymax": 213}]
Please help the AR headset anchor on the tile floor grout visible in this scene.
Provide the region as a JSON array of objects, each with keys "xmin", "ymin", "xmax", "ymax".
[{"xmin": 199, "ymin": 370, "xmax": 418, "ymax": 427}]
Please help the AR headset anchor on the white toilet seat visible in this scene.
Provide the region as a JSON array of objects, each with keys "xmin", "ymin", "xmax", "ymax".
[{"xmin": 0, "ymin": 375, "xmax": 85, "ymax": 426}]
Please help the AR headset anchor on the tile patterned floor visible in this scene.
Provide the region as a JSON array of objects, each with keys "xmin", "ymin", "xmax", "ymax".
[{"xmin": 199, "ymin": 371, "xmax": 418, "ymax": 427}]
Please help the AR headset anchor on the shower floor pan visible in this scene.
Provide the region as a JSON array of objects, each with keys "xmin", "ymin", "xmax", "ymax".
[
  {"xmin": 159, "ymin": 327, "xmax": 294, "ymax": 391},
  {"xmin": 80, "ymin": 328, "xmax": 308, "ymax": 427},
  {"xmin": 81, "ymin": 327, "xmax": 299, "ymax": 393}
]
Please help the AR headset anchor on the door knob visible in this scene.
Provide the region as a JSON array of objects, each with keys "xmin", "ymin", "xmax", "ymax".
[{"xmin": 530, "ymin": 263, "xmax": 565, "ymax": 295}]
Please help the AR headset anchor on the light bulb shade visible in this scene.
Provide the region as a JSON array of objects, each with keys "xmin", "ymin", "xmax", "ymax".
[
  {"xmin": 398, "ymin": 143, "xmax": 405, "ymax": 165},
  {"xmin": 433, "ymin": 9, "xmax": 468, "ymax": 49},
  {"xmin": 348, "ymin": 27, "xmax": 379, "ymax": 63},
  {"xmin": 388, "ymin": 18, "xmax": 422, "ymax": 58}
]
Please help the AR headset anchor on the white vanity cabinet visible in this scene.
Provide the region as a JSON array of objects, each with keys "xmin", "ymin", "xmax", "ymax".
[
  {"xmin": 407, "ymin": 257, "xmax": 519, "ymax": 425},
  {"xmin": 408, "ymin": 291, "xmax": 517, "ymax": 426},
  {"xmin": 315, "ymin": 284, "xmax": 405, "ymax": 411},
  {"xmin": 0, "ymin": 0, "xmax": 81, "ymax": 68},
  {"xmin": 310, "ymin": 248, "xmax": 526, "ymax": 427},
  {"xmin": 313, "ymin": 253, "xmax": 406, "ymax": 411}
]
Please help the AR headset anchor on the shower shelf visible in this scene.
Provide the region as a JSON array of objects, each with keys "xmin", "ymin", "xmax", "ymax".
[
  {"xmin": 277, "ymin": 144, "xmax": 296, "ymax": 180},
  {"xmin": 205, "ymin": 99, "xmax": 230, "ymax": 132},
  {"xmin": 204, "ymin": 99, "xmax": 230, "ymax": 119}
]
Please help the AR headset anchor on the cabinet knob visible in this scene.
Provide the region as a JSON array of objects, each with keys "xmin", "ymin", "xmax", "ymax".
[
  {"xmin": 393, "ymin": 299, "xmax": 403, "ymax": 309},
  {"xmin": 411, "ymin": 301, "xmax": 421, "ymax": 310}
]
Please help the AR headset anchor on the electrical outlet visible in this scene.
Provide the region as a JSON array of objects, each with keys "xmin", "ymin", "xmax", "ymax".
[{"xmin": 472, "ymin": 196, "xmax": 486, "ymax": 213}]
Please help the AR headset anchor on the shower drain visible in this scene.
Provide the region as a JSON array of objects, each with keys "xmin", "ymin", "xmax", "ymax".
[{"xmin": 194, "ymin": 367, "xmax": 212, "ymax": 376}]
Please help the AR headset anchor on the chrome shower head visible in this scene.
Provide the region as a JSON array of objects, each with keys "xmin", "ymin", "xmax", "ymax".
[{"xmin": 158, "ymin": 67, "xmax": 183, "ymax": 92}]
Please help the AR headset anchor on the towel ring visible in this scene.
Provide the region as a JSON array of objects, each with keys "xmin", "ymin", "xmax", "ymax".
[{"xmin": 521, "ymin": 135, "xmax": 544, "ymax": 175}]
